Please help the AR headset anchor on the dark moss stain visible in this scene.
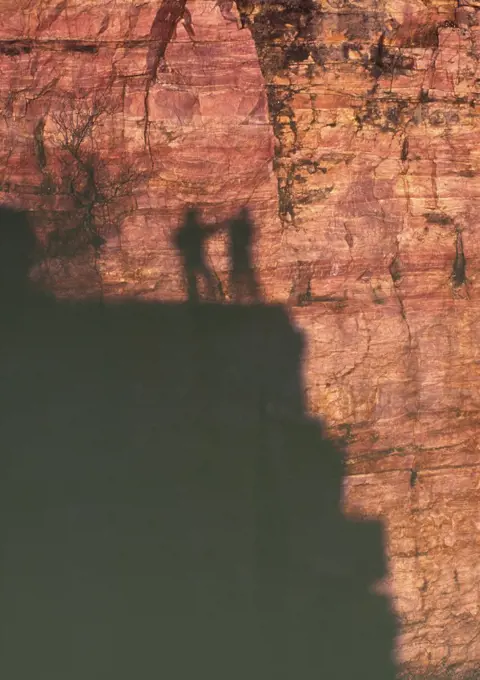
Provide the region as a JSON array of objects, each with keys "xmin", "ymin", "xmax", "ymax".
[
  {"xmin": 0, "ymin": 40, "xmax": 33, "ymax": 57},
  {"xmin": 371, "ymin": 32, "xmax": 385, "ymax": 78},
  {"xmin": 40, "ymin": 174, "xmax": 56, "ymax": 196},
  {"xmin": 235, "ymin": 0, "xmax": 318, "ymax": 74},
  {"xmin": 452, "ymin": 231, "xmax": 466, "ymax": 287},
  {"xmin": 355, "ymin": 100, "xmax": 382, "ymax": 129},
  {"xmin": 297, "ymin": 186, "xmax": 334, "ymax": 205},
  {"xmin": 424, "ymin": 212, "xmax": 452, "ymax": 225},
  {"xmin": 368, "ymin": 32, "xmax": 414, "ymax": 79},
  {"xmin": 419, "ymin": 90, "xmax": 432, "ymax": 103},
  {"xmin": 297, "ymin": 278, "xmax": 312, "ymax": 306},
  {"xmin": 265, "ymin": 85, "xmax": 299, "ymax": 223},
  {"xmin": 401, "ymin": 23, "xmax": 439, "ymax": 49},
  {"xmin": 339, "ymin": 13, "xmax": 374, "ymax": 42},
  {"xmin": 355, "ymin": 99, "xmax": 409, "ymax": 132},
  {"xmin": 64, "ymin": 42, "xmax": 99, "ymax": 54},
  {"xmin": 283, "ymin": 44, "xmax": 310, "ymax": 66},
  {"xmin": 389, "ymin": 255, "xmax": 402, "ymax": 284},
  {"xmin": 34, "ymin": 119, "xmax": 47, "ymax": 171}
]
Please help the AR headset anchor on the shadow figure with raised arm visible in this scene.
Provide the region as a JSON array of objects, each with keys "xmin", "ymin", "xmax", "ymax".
[{"xmin": 175, "ymin": 207, "xmax": 221, "ymax": 303}]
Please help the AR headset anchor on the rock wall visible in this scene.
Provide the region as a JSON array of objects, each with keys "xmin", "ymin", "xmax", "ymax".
[
  {"xmin": 241, "ymin": 0, "xmax": 480, "ymax": 674},
  {"xmin": 1, "ymin": 0, "xmax": 480, "ymax": 676}
]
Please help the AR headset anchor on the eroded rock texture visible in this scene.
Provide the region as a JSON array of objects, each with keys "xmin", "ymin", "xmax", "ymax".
[{"xmin": 1, "ymin": 0, "xmax": 480, "ymax": 676}]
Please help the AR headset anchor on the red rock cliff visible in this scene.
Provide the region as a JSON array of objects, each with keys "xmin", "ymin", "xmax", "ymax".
[{"xmin": 1, "ymin": 0, "xmax": 480, "ymax": 676}]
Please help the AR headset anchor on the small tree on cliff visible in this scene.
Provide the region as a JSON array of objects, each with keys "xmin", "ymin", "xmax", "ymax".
[{"xmin": 41, "ymin": 91, "xmax": 148, "ymax": 259}]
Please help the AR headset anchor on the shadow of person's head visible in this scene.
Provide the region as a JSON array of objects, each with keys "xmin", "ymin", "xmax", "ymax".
[
  {"xmin": 238, "ymin": 206, "xmax": 250, "ymax": 221},
  {"xmin": 230, "ymin": 206, "xmax": 254, "ymax": 243},
  {"xmin": 184, "ymin": 206, "xmax": 202, "ymax": 228}
]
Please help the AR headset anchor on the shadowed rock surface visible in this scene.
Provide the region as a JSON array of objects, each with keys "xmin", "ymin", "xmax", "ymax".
[{"xmin": 0, "ymin": 299, "xmax": 396, "ymax": 679}]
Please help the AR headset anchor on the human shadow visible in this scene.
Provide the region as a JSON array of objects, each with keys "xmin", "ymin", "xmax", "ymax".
[
  {"xmin": 0, "ymin": 206, "xmax": 398, "ymax": 679},
  {"xmin": 174, "ymin": 207, "xmax": 222, "ymax": 303},
  {"xmin": 228, "ymin": 206, "xmax": 261, "ymax": 303},
  {"xmin": 174, "ymin": 205, "xmax": 260, "ymax": 304}
]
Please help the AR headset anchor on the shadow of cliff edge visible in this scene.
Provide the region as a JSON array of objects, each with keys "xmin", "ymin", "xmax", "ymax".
[{"xmin": 0, "ymin": 206, "xmax": 398, "ymax": 679}]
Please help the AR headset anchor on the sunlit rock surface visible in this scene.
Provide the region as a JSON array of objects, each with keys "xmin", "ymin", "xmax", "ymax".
[{"xmin": 0, "ymin": 0, "xmax": 480, "ymax": 676}]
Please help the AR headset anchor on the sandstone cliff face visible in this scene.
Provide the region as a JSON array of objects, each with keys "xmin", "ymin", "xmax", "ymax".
[{"xmin": 1, "ymin": 0, "xmax": 480, "ymax": 676}]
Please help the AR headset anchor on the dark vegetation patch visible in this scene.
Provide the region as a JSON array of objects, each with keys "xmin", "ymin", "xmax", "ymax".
[
  {"xmin": 283, "ymin": 44, "xmax": 310, "ymax": 65},
  {"xmin": 369, "ymin": 33, "xmax": 415, "ymax": 78},
  {"xmin": 389, "ymin": 255, "xmax": 402, "ymax": 283},
  {"xmin": 338, "ymin": 12, "xmax": 375, "ymax": 41},
  {"xmin": 296, "ymin": 186, "xmax": 334, "ymax": 205},
  {"xmin": 63, "ymin": 42, "xmax": 99, "ymax": 54},
  {"xmin": 424, "ymin": 212, "xmax": 452, "ymax": 225},
  {"xmin": 0, "ymin": 40, "xmax": 33, "ymax": 56},
  {"xmin": 452, "ymin": 232, "xmax": 466, "ymax": 287},
  {"xmin": 400, "ymin": 23, "xmax": 439, "ymax": 48},
  {"xmin": 235, "ymin": 0, "xmax": 319, "ymax": 73},
  {"xmin": 33, "ymin": 119, "xmax": 47, "ymax": 171},
  {"xmin": 419, "ymin": 89, "xmax": 435, "ymax": 103},
  {"xmin": 355, "ymin": 99, "xmax": 410, "ymax": 132}
]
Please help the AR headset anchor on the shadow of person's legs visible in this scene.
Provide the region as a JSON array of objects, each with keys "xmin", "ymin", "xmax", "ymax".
[
  {"xmin": 246, "ymin": 268, "xmax": 261, "ymax": 302},
  {"xmin": 186, "ymin": 270, "xmax": 200, "ymax": 304},
  {"xmin": 201, "ymin": 266, "xmax": 221, "ymax": 302}
]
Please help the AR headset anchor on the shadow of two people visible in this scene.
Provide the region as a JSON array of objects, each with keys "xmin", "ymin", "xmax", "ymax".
[
  {"xmin": 175, "ymin": 206, "xmax": 260, "ymax": 304},
  {"xmin": 0, "ymin": 205, "xmax": 397, "ymax": 679}
]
